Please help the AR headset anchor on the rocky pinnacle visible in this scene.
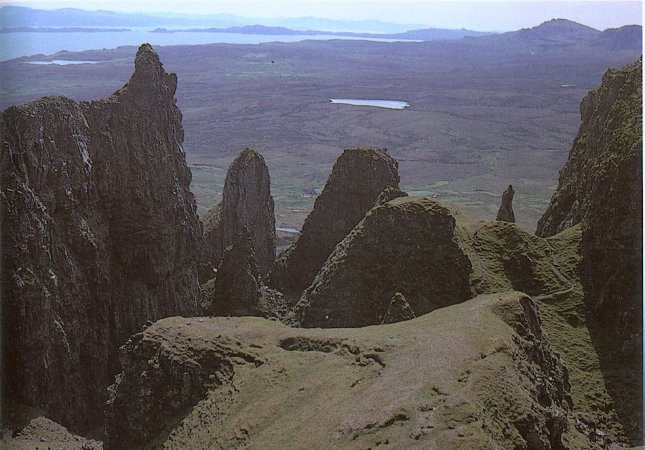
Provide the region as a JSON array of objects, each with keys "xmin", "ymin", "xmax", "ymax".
[
  {"xmin": 202, "ymin": 148, "xmax": 276, "ymax": 279},
  {"xmin": 496, "ymin": 184, "xmax": 515, "ymax": 223}
]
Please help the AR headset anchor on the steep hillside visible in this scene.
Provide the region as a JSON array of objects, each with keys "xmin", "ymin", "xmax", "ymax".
[
  {"xmin": 0, "ymin": 44, "xmax": 202, "ymax": 432},
  {"xmin": 536, "ymin": 59, "xmax": 642, "ymax": 237},
  {"xmin": 538, "ymin": 58, "xmax": 643, "ymax": 442}
]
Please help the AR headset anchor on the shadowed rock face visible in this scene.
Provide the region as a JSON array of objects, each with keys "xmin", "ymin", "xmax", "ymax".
[
  {"xmin": 536, "ymin": 59, "xmax": 641, "ymax": 238},
  {"xmin": 537, "ymin": 59, "xmax": 642, "ymax": 353},
  {"xmin": 295, "ymin": 197, "xmax": 473, "ymax": 328},
  {"xmin": 496, "ymin": 184, "xmax": 515, "ymax": 223},
  {"xmin": 0, "ymin": 43, "xmax": 202, "ymax": 432},
  {"xmin": 202, "ymin": 228, "xmax": 262, "ymax": 317},
  {"xmin": 270, "ymin": 147, "xmax": 400, "ymax": 300},
  {"xmin": 202, "ymin": 148, "xmax": 275, "ymax": 279}
]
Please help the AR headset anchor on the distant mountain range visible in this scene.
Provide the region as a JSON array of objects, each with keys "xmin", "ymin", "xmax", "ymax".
[
  {"xmin": 0, "ymin": 6, "xmax": 425, "ymax": 33},
  {"xmin": 465, "ymin": 19, "xmax": 642, "ymax": 50},
  {"xmin": 150, "ymin": 24, "xmax": 491, "ymax": 41}
]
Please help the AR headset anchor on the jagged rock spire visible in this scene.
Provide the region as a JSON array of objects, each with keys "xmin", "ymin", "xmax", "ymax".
[
  {"xmin": 496, "ymin": 184, "xmax": 515, "ymax": 223},
  {"xmin": 202, "ymin": 148, "xmax": 276, "ymax": 279}
]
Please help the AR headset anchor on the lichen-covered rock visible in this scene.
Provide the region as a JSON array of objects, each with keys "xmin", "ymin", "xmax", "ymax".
[
  {"xmin": 496, "ymin": 184, "xmax": 515, "ymax": 223},
  {"xmin": 270, "ymin": 147, "xmax": 400, "ymax": 300},
  {"xmin": 202, "ymin": 228, "xmax": 262, "ymax": 317},
  {"xmin": 203, "ymin": 148, "xmax": 275, "ymax": 278},
  {"xmin": 295, "ymin": 196, "xmax": 473, "ymax": 328},
  {"xmin": 0, "ymin": 44, "xmax": 202, "ymax": 432},
  {"xmin": 381, "ymin": 292, "xmax": 416, "ymax": 324}
]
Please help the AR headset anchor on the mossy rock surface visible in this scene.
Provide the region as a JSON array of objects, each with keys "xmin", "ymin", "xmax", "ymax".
[{"xmin": 296, "ymin": 196, "xmax": 473, "ymax": 328}]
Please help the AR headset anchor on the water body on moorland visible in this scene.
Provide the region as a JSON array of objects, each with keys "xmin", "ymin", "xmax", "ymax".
[{"xmin": 330, "ymin": 98, "xmax": 409, "ymax": 109}]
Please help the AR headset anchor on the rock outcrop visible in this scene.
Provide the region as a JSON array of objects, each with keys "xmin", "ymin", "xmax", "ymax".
[
  {"xmin": 536, "ymin": 59, "xmax": 642, "ymax": 443},
  {"xmin": 374, "ymin": 186, "xmax": 408, "ymax": 206},
  {"xmin": 0, "ymin": 44, "xmax": 202, "ymax": 432},
  {"xmin": 202, "ymin": 148, "xmax": 275, "ymax": 278},
  {"xmin": 105, "ymin": 320, "xmax": 262, "ymax": 449},
  {"xmin": 295, "ymin": 197, "xmax": 473, "ymax": 328},
  {"xmin": 381, "ymin": 292, "xmax": 416, "ymax": 324},
  {"xmin": 201, "ymin": 228, "xmax": 263, "ymax": 317},
  {"xmin": 536, "ymin": 59, "xmax": 641, "ymax": 238},
  {"xmin": 104, "ymin": 293, "xmax": 586, "ymax": 449},
  {"xmin": 495, "ymin": 184, "xmax": 515, "ymax": 222},
  {"xmin": 270, "ymin": 147, "xmax": 400, "ymax": 299}
]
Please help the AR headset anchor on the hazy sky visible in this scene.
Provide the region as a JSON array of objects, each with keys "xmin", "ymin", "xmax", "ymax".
[{"xmin": 1, "ymin": 1, "xmax": 642, "ymax": 31}]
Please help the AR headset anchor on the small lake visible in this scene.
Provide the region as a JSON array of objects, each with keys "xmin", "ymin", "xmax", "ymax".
[
  {"xmin": 276, "ymin": 227, "xmax": 300, "ymax": 234},
  {"xmin": 24, "ymin": 60, "xmax": 104, "ymax": 65},
  {"xmin": 330, "ymin": 98, "xmax": 409, "ymax": 110}
]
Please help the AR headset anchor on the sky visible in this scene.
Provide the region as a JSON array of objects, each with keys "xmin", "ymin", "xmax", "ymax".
[{"xmin": 1, "ymin": 0, "xmax": 642, "ymax": 31}]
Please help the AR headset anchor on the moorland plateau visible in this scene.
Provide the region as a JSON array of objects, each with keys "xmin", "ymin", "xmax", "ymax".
[{"xmin": 0, "ymin": 18, "xmax": 641, "ymax": 235}]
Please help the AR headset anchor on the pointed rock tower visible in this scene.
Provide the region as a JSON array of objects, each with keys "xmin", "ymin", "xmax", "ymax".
[
  {"xmin": 270, "ymin": 147, "xmax": 400, "ymax": 300},
  {"xmin": 203, "ymin": 148, "xmax": 275, "ymax": 279}
]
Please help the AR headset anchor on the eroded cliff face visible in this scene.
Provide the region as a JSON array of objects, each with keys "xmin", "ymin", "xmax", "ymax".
[
  {"xmin": 535, "ymin": 59, "xmax": 642, "ymax": 442},
  {"xmin": 202, "ymin": 148, "xmax": 275, "ymax": 279},
  {"xmin": 295, "ymin": 197, "xmax": 473, "ymax": 328},
  {"xmin": 536, "ymin": 59, "xmax": 642, "ymax": 238},
  {"xmin": 270, "ymin": 147, "xmax": 400, "ymax": 300},
  {"xmin": 0, "ymin": 44, "xmax": 202, "ymax": 432}
]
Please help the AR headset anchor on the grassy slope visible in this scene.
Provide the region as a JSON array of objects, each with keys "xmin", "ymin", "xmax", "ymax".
[
  {"xmin": 458, "ymin": 220, "xmax": 628, "ymax": 443},
  {"xmin": 144, "ymin": 293, "xmax": 589, "ymax": 449}
]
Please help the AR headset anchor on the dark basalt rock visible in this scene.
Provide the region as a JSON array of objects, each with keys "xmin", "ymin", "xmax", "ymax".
[
  {"xmin": 374, "ymin": 186, "xmax": 408, "ymax": 207},
  {"xmin": 295, "ymin": 196, "xmax": 473, "ymax": 328},
  {"xmin": 0, "ymin": 43, "xmax": 202, "ymax": 432},
  {"xmin": 202, "ymin": 228, "xmax": 262, "ymax": 317},
  {"xmin": 496, "ymin": 184, "xmax": 515, "ymax": 223},
  {"xmin": 270, "ymin": 147, "xmax": 400, "ymax": 300},
  {"xmin": 202, "ymin": 148, "xmax": 275, "ymax": 279}
]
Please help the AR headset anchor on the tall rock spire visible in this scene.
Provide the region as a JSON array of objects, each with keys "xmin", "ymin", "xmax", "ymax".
[{"xmin": 202, "ymin": 148, "xmax": 276, "ymax": 279}]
